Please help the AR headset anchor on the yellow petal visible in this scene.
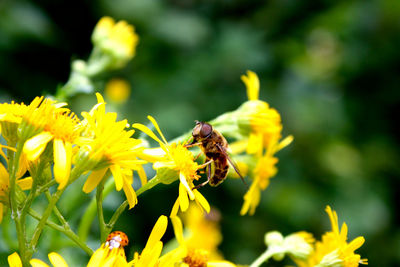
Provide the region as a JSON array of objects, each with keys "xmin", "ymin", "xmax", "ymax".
[
  {"xmin": 16, "ymin": 177, "xmax": 33, "ymax": 190},
  {"xmin": 170, "ymin": 216, "xmax": 185, "ymax": 245},
  {"xmin": 179, "ymin": 182, "xmax": 189, "ymax": 212},
  {"xmin": 122, "ymin": 181, "xmax": 138, "ymax": 209},
  {"xmin": 48, "ymin": 252, "xmax": 68, "ymax": 267},
  {"xmin": 83, "ymin": 168, "xmax": 108, "ymax": 193},
  {"xmin": 179, "ymin": 172, "xmax": 194, "ymax": 200},
  {"xmin": 23, "ymin": 132, "xmax": 53, "ymax": 161},
  {"xmin": 348, "ymin": 236, "xmax": 365, "ymax": 251},
  {"xmin": 137, "ymin": 165, "xmax": 147, "ymax": 186},
  {"xmin": 241, "ymin": 70, "xmax": 260, "ymax": 101},
  {"xmin": 170, "ymin": 198, "xmax": 180, "ymax": 217},
  {"xmin": 275, "ymin": 135, "xmax": 294, "ymax": 152},
  {"xmin": 139, "ymin": 241, "xmax": 163, "ymax": 267},
  {"xmin": 54, "ymin": 139, "xmax": 71, "ymax": 190},
  {"xmin": 208, "ymin": 261, "xmax": 237, "ymax": 267},
  {"xmin": 0, "ymin": 163, "xmax": 9, "ymax": 183},
  {"xmin": 246, "ymin": 133, "xmax": 263, "ymax": 155},
  {"xmin": 110, "ymin": 165, "xmax": 123, "ymax": 191},
  {"xmin": 147, "ymin": 115, "xmax": 168, "ymax": 145},
  {"xmin": 30, "ymin": 259, "xmax": 50, "ymax": 267},
  {"xmin": 131, "ymin": 123, "xmax": 168, "ymax": 151},
  {"xmin": 194, "ymin": 190, "xmax": 210, "ymax": 213},
  {"xmin": 87, "ymin": 246, "xmax": 106, "ymax": 267},
  {"xmin": 144, "ymin": 215, "xmax": 168, "ymax": 250},
  {"xmin": 8, "ymin": 252, "xmax": 22, "ymax": 267}
]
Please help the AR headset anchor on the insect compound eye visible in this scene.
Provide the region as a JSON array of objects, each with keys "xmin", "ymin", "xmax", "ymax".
[{"xmin": 200, "ymin": 123, "xmax": 212, "ymax": 138}]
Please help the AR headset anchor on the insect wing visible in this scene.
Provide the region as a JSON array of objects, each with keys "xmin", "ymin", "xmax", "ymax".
[{"xmin": 215, "ymin": 143, "xmax": 247, "ymax": 186}]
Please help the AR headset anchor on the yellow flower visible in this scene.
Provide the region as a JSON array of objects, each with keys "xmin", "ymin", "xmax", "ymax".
[
  {"xmin": 240, "ymin": 134, "xmax": 293, "ymax": 216},
  {"xmin": 92, "ymin": 16, "xmax": 139, "ymax": 65},
  {"xmin": 0, "ymin": 101, "xmax": 29, "ymax": 143},
  {"xmin": 105, "ymin": 78, "xmax": 131, "ymax": 104},
  {"xmin": 235, "ymin": 71, "xmax": 294, "ymax": 216},
  {"xmin": 182, "ymin": 205, "xmax": 223, "ymax": 260},
  {"xmin": 297, "ymin": 206, "xmax": 367, "ymax": 267},
  {"xmin": 0, "ymin": 163, "xmax": 32, "ymax": 222},
  {"xmin": 79, "ymin": 93, "xmax": 146, "ymax": 209},
  {"xmin": 23, "ymin": 109, "xmax": 82, "ymax": 190},
  {"xmin": 130, "ymin": 215, "xmax": 168, "ymax": 267},
  {"xmin": 162, "ymin": 215, "xmax": 237, "ymax": 267},
  {"xmin": 132, "ymin": 116, "xmax": 210, "ymax": 214}
]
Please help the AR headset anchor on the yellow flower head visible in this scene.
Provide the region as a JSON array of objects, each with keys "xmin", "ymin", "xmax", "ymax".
[
  {"xmin": 132, "ymin": 116, "xmax": 210, "ymax": 214},
  {"xmin": 183, "ymin": 205, "xmax": 223, "ymax": 260},
  {"xmin": 105, "ymin": 78, "xmax": 131, "ymax": 104},
  {"xmin": 92, "ymin": 16, "xmax": 139, "ymax": 64},
  {"xmin": 299, "ymin": 206, "xmax": 367, "ymax": 267},
  {"xmin": 0, "ymin": 101, "xmax": 29, "ymax": 143},
  {"xmin": 23, "ymin": 109, "xmax": 82, "ymax": 189},
  {"xmin": 79, "ymin": 93, "xmax": 146, "ymax": 209},
  {"xmin": 235, "ymin": 71, "xmax": 294, "ymax": 216},
  {"xmin": 163, "ymin": 215, "xmax": 237, "ymax": 267}
]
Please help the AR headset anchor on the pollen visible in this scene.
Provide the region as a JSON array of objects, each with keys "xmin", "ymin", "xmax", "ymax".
[
  {"xmin": 170, "ymin": 143, "xmax": 201, "ymax": 181},
  {"xmin": 183, "ymin": 249, "xmax": 209, "ymax": 267},
  {"xmin": 44, "ymin": 111, "xmax": 82, "ymax": 143}
]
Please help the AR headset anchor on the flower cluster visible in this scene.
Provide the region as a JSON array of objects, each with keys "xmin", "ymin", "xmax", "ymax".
[{"xmin": 0, "ymin": 15, "xmax": 368, "ymax": 267}]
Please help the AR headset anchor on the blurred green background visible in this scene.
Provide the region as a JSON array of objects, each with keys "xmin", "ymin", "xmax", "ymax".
[{"xmin": 1, "ymin": 0, "xmax": 400, "ymax": 266}]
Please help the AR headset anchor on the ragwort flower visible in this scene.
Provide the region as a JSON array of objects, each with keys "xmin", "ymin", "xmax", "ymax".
[
  {"xmin": 234, "ymin": 71, "xmax": 293, "ymax": 216},
  {"xmin": 79, "ymin": 93, "xmax": 146, "ymax": 209},
  {"xmin": 161, "ymin": 215, "xmax": 236, "ymax": 267},
  {"xmin": 297, "ymin": 206, "xmax": 367, "ymax": 267},
  {"xmin": 23, "ymin": 108, "xmax": 82, "ymax": 190},
  {"xmin": 0, "ymin": 100, "xmax": 30, "ymax": 143},
  {"xmin": 92, "ymin": 16, "xmax": 139, "ymax": 67},
  {"xmin": 132, "ymin": 116, "xmax": 210, "ymax": 215}
]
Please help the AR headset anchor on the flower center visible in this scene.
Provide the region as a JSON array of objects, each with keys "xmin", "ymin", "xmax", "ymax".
[{"xmin": 183, "ymin": 249, "xmax": 209, "ymax": 267}]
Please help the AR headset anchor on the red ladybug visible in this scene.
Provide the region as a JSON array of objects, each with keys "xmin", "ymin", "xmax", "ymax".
[{"xmin": 106, "ymin": 231, "xmax": 129, "ymax": 249}]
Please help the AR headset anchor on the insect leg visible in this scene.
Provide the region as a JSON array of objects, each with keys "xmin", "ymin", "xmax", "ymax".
[
  {"xmin": 192, "ymin": 160, "xmax": 213, "ymax": 190},
  {"xmin": 192, "ymin": 179, "xmax": 209, "ymax": 190}
]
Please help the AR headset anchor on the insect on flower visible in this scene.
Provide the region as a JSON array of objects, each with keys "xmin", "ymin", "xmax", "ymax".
[
  {"xmin": 185, "ymin": 121, "xmax": 246, "ymax": 189},
  {"xmin": 106, "ymin": 231, "xmax": 129, "ymax": 249}
]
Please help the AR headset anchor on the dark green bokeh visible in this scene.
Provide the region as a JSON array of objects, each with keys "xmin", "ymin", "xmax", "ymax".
[{"xmin": 1, "ymin": 0, "xmax": 400, "ymax": 266}]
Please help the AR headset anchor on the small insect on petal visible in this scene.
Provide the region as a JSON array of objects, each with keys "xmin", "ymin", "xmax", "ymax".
[{"xmin": 106, "ymin": 231, "xmax": 129, "ymax": 250}]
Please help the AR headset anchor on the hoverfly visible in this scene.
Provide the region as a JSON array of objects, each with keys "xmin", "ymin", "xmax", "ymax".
[{"xmin": 185, "ymin": 121, "xmax": 246, "ymax": 189}]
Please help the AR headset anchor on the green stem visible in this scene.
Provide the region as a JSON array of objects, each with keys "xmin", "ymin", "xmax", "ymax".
[
  {"xmin": 106, "ymin": 184, "xmax": 148, "ymax": 235},
  {"xmin": 27, "ymin": 165, "xmax": 83, "ymax": 258},
  {"xmin": 28, "ymin": 187, "xmax": 65, "ymax": 257},
  {"xmin": 78, "ymin": 178, "xmax": 114, "ymax": 242},
  {"xmin": 249, "ymin": 249, "xmax": 275, "ymax": 267},
  {"xmin": 8, "ymin": 142, "xmax": 29, "ymax": 267},
  {"xmin": 36, "ymin": 179, "xmax": 57, "ymax": 195},
  {"xmin": 106, "ymin": 200, "xmax": 128, "ymax": 235},
  {"xmin": 96, "ymin": 178, "xmax": 107, "ymax": 242},
  {"xmin": 28, "ymin": 209, "xmax": 93, "ymax": 256}
]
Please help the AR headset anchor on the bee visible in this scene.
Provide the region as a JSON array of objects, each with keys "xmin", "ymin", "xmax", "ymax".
[
  {"xmin": 185, "ymin": 121, "xmax": 245, "ymax": 188},
  {"xmin": 106, "ymin": 231, "xmax": 129, "ymax": 250}
]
